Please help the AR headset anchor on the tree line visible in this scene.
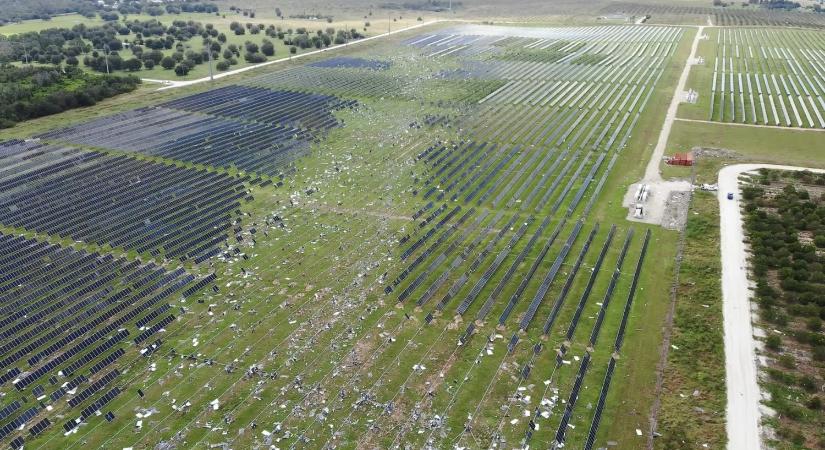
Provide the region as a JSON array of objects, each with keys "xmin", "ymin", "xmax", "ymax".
[
  {"xmin": 0, "ymin": 64, "xmax": 140, "ymax": 128},
  {"xmin": 0, "ymin": 0, "xmax": 218, "ymax": 25},
  {"xmin": 0, "ymin": 18, "xmax": 365, "ymax": 77}
]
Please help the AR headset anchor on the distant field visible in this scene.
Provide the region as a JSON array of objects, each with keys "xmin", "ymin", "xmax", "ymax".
[{"xmin": 0, "ymin": 13, "xmax": 104, "ymax": 35}]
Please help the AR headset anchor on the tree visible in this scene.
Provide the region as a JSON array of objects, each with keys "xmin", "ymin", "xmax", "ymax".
[
  {"xmin": 234, "ymin": 27, "xmax": 245, "ymax": 35},
  {"xmin": 144, "ymin": 59, "xmax": 155, "ymax": 69},
  {"xmin": 100, "ymin": 11, "xmax": 119, "ymax": 21},
  {"xmin": 216, "ymin": 60, "xmax": 230, "ymax": 71},
  {"xmin": 123, "ymin": 58, "xmax": 143, "ymax": 71},
  {"xmin": 66, "ymin": 56, "xmax": 79, "ymax": 66},
  {"xmin": 143, "ymin": 50, "xmax": 164, "ymax": 64},
  {"xmin": 174, "ymin": 64, "xmax": 190, "ymax": 76},
  {"xmin": 161, "ymin": 56, "xmax": 176, "ymax": 69},
  {"xmin": 217, "ymin": 33, "xmax": 227, "ymax": 43},
  {"xmin": 244, "ymin": 52, "xmax": 266, "ymax": 63},
  {"xmin": 261, "ymin": 40, "xmax": 274, "ymax": 56},
  {"xmin": 245, "ymin": 42, "xmax": 259, "ymax": 53}
]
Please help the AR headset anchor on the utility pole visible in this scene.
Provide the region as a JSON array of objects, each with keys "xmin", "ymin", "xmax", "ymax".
[
  {"xmin": 388, "ymin": 13, "xmax": 391, "ymax": 35},
  {"xmin": 206, "ymin": 38, "xmax": 214, "ymax": 81},
  {"xmin": 103, "ymin": 44, "xmax": 110, "ymax": 75}
]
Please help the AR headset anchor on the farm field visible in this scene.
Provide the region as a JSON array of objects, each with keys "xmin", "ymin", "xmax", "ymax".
[{"xmin": 0, "ymin": 21, "xmax": 693, "ymax": 450}]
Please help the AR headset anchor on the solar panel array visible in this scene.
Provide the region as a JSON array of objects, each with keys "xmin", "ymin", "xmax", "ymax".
[
  {"xmin": 307, "ymin": 56, "xmax": 392, "ymax": 70},
  {"xmin": 0, "ymin": 140, "xmax": 250, "ymax": 261},
  {"xmin": 0, "ymin": 231, "xmax": 212, "ymax": 445},
  {"xmin": 244, "ymin": 65, "xmax": 410, "ymax": 99},
  {"xmin": 247, "ymin": 25, "xmax": 669, "ymax": 449},
  {"xmin": 38, "ymin": 107, "xmax": 314, "ymax": 176},
  {"xmin": 159, "ymin": 85, "xmax": 356, "ymax": 130}
]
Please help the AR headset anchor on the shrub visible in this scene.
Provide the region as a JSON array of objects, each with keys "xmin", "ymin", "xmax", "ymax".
[
  {"xmin": 800, "ymin": 375, "xmax": 816, "ymax": 392},
  {"xmin": 766, "ymin": 335, "xmax": 782, "ymax": 351},
  {"xmin": 778, "ymin": 354, "xmax": 795, "ymax": 369},
  {"xmin": 144, "ymin": 59, "xmax": 155, "ymax": 69},
  {"xmin": 216, "ymin": 60, "xmax": 230, "ymax": 71},
  {"xmin": 160, "ymin": 56, "xmax": 176, "ymax": 69},
  {"xmin": 174, "ymin": 64, "xmax": 190, "ymax": 76}
]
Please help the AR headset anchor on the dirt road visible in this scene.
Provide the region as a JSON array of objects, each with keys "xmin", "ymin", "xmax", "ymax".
[
  {"xmin": 718, "ymin": 163, "xmax": 825, "ymax": 450},
  {"xmin": 643, "ymin": 25, "xmax": 704, "ymax": 182},
  {"xmin": 142, "ymin": 20, "xmax": 449, "ymax": 90},
  {"xmin": 676, "ymin": 117, "xmax": 825, "ymax": 132}
]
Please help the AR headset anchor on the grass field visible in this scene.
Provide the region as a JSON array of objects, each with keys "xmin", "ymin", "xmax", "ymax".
[
  {"xmin": 0, "ymin": 13, "xmax": 104, "ymax": 35},
  {"xmin": 664, "ymin": 119, "xmax": 825, "ymax": 176}
]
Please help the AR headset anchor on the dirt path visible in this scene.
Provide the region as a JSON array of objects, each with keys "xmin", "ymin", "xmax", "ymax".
[
  {"xmin": 141, "ymin": 19, "xmax": 451, "ymax": 90},
  {"xmin": 644, "ymin": 25, "xmax": 704, "ymax": 183},
  {"xmin": 624, "ymin": 26, "xmax": 703, "ymax": 227},
  {"xmin": 718, "ymin": 164, "xmax": 825, "ymax": 450},
  {"xmin": 675, "ymin": 117, "xmax": 825, "ymax": 132}
]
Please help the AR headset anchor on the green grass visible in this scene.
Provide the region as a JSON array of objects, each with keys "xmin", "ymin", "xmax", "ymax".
[
  {"xmin": 0, "ymin": 13, "xmax": 104, "ymax": 35},
  {"xmin": 665, "ymin": 119, "xmax": 825, "ymax": 170},
  {"xmin": 653, "ymin": 191, "xmax": 727, "ymax": 450}
]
